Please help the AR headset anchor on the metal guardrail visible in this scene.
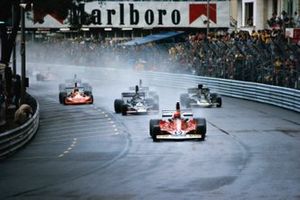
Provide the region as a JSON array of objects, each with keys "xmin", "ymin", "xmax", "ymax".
[
  {"xmin": 137, "ymin": 71, "xmax": 300, "ymax": 113},
  {"xmin": 2, "ymin": 64, "xmax": 297, "ymax": 159},
  {"xmin": 0, "ymin": 97, "xmax": 39, "ymax": 159},
  {"xmin": 41, "ymin": 63, "xmax": 299, "ymax": 112}
]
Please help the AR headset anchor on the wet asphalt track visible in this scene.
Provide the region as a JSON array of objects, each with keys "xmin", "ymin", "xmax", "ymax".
[{"xmin": 0, "ymin": 65, "xmax": 300, "ymax": 200}]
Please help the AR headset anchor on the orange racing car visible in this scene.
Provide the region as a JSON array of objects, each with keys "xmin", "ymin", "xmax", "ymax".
[{"xmin": 59, "ymin": 77, "xmax": 93, "ymax": 105}]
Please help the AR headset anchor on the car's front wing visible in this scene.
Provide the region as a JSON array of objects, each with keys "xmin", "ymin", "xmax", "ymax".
[{"xmin": 156, "ymin": 134, "xmax": 202, "ymax": 140}]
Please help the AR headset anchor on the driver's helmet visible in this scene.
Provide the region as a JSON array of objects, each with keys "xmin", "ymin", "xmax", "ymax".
[
  {"xmin": 74, "ymin": 88, "xmax": 79, "ymax": 93},
  {"xmin": 173, "ymin": 111, "xmax": 181, "ymax": 119}
]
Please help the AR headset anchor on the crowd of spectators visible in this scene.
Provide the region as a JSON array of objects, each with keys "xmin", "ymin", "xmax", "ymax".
[
  {"xmin": 25, "ymin": 28, "xmax": 299, "ymax": 89},
  {"xmin": 267, "ymin": 10, "xmax": 300, "ymax": 29}
]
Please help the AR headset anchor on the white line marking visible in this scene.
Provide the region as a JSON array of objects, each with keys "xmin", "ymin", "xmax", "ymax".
[
  {"xmin": 68, "ymin": 147, "xmax": 72, "ymax": 151},
  {"xmin": 58, "ymin": 154, "xmax": 64, "ymax": 158},
  {"xmin": 64, "ymin": 151, "xmax": 69, "ymax": 154}
]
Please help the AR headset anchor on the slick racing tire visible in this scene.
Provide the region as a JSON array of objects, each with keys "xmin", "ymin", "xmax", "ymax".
[
  {"xmin": 84, "ymin": 91, "xmax": 92, "ymax": 96},
  {"xmin": 195, "ymin": 118, "xmax": 207, "ymax": 141},
  {"xmin": 152, "ymin": 126, "xmax": 161, "ymax": 142},
  {"xmin": 59, "ymin": 92, "xmax": 67, "ymax": 104},
  {"xmin": 114, "ymin": 99, "xmax": 123, "ymax": 113},
  {"xmin": 89, "ymin": 95, "xmax": 94, "ymax": 104},
  {"xmin": 121, "ymin": 104, "xmax": 128, "ymax": 116},
  {"xmin": 216, "ymin": 97, "xmax": 222, "ymax": 108},
  {"xmin": 149, "ymin": 119, "xmax": 160, "ymax": 137}
]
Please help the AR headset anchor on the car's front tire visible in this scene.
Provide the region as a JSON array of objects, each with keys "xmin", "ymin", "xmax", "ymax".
[
  {"xmin": 149, "ymin": 119, "xmax": 160, "ymax": 137},
  {"xmin": 195, "ymin": 118, "xmax": 206, "ymax": 141},
  {"xmin": 114, "ymin": 99, "xmax": 123, "ymax": 113},
  {"xmin": 121, "ymin": 104, "xmax": 128, "ymax": 116},
  {"xmin": 152, "ymin": 126, "xmax": 160, "ymax": 142}
]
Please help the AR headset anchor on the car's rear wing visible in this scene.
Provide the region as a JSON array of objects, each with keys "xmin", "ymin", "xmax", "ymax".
[
  {"xmin": 162, "ymin": 110, "xmax": 193, "ymax": 118},
  {"xmin": 64, "ymin": 86, "xmax": 85, "ymax": 90},
  {"xmin": 65, "ymin": 79, "xmax": 82, "ymax": 84},
  {"xmin": 129, "ymin": 86, "xmax": 149, "ymax": 91},
  {"xmin": 122, "ymin": 92, "xmax": 146, "ymax": 98}
]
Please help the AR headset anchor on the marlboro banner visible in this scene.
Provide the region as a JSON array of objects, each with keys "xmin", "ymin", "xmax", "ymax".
[{"xmin": 26, "ymin": 1, "xmax": 230, "ymax": 28}]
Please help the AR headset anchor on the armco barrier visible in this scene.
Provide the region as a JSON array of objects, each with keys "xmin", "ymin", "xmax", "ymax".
[
  {"xmin": 31, "ymin": 63, "xmax": 299, "ymax": 113},
  {"xmin": 2, "ymin": 65, "xmax": 297, "ymax": 159},
  {"xmin": 136, "ymin": 71, "xmax": 300, "ymax": 113},
  {"xmin": 0, "ymin": 96, "xmax": 39, "ymax": 159}
]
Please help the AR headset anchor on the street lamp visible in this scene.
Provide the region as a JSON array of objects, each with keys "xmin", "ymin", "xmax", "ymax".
[
  {"xmin": 20, "ymin": 1, "xmax": 26, "ymax": 104},
  {"xmin": 207, "ymin": 0, "xmax": 210, "ymax": 37}
]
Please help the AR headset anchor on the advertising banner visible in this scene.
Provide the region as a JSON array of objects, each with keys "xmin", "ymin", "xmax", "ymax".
[{"xmin": 26, "ymin": 1, "xmax": 230, "ymax": 29}]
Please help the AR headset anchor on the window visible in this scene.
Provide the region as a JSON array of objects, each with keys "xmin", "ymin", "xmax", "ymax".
[
  {"xmin": 245, "ymin": 2, "xmax": 253, "ymax": 26},
  {"xmin": 287, "ymin": 0, "xmax": 293, "ymax": 16},
  {"xmin": 272, "ymin": 0, "xmax": 278, "ymax": 15}
]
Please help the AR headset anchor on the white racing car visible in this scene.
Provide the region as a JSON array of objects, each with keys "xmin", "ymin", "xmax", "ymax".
[
  {"xmin": 114, "ymin": 85, "xmax": 159, "ymax": 115},
  {"xmin": 129, "ymin": 79, "xmax": 159, "ymax": 104},
  {"xmin": 180, "ymin": 84, "xmax": 222, "ymax": 108}
]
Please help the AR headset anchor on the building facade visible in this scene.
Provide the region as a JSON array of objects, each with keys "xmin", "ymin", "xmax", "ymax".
[{"xmin": 231, "ymin": 0, "xmax": 300, "ymax": 31}]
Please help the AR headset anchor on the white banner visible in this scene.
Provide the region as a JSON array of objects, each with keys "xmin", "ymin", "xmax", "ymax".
[{"xmin": 26, "ymin": 1, "xmax": 230, "ymax": 28}]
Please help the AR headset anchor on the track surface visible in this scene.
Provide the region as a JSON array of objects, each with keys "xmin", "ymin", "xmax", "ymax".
[{"xmin": 0, "ymin": 66, "xmax": 300, "ymax": 200}]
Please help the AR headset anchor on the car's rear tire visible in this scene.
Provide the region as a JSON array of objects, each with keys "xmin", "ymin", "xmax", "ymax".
[
  {"xmin": 84, "ymin": 91, "xmax": 92, "ymax": 96},
  {"xmin": 121, "ymin": 104, "xmax": 128, "ymax": 116},
  {"xmin": 195, "ymin": 118, "xmax": 206, "ymax": 141},
  {"xmin": 216, "ymin": 97, "xmax": 222, "ymax": 108},
  {"xmin": 114, "ymin": 99, "xmax": 123, "ymax": 113},
  {"xmin": 59, "ymin": 92, "xmax": 63, "ymax": 104},
  {"xmin": 89, "ymin": 95, "xmax": 94, "ymax": 104}
]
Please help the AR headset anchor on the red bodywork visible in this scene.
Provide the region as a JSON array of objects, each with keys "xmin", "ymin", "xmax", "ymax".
[
  {"xmin": 159, "ymin": 118, "xmax": 197, "ymax": 135},
  {"xmin": 64, "ymin": 92, "xmax": 93, "ymax": 105}
]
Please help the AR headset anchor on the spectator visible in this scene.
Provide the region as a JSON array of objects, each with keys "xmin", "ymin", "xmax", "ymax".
[
  {"xmin": 295, "ymin": 12, "xmax": 300, "ymax": 28},
  {"xmin": 14, "ymin": 104, "xmax": 33, "ymax": 125},
  {"xmin": 0, "ymin": 74, "xmax": 6, "ymax": 126},
  {"xmin": 23, "ymin": 29, "xmax": 299, "ymax": 90}
]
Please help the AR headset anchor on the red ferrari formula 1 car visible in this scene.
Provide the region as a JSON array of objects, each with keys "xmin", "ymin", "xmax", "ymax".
[
  {"xmin": 59, "ymin": 76, "xmax": 93, "ymax": 105},
  {"xmin": 149, "ymin": 102, "xmax": 206, "ymax": 142}
]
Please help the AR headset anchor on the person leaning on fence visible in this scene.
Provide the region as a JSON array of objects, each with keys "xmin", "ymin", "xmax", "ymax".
[{"xmin": 14, "ymin": 104, "xmax": 33, "ymax": 125}]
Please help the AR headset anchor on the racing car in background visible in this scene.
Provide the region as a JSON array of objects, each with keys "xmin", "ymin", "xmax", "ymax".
[
  {"xmin": 58, "ymin": 75, "xmax": 93, "ymax": 105},
  {"xmin": 114, "ymin": 85, "xmax": 159, "ymax": 115},
  {"xmin": 129, "ymin": 79, "xmax": 159, "ymax": 103},
  {"xmin": 180, "ymin": 84, "xmax": 222, "ymax": 108},
  {"xmin": 149, "ymin": 102, "xmax": 206, "ymax": 142},
  {"xmin": 36, "ymin": 71, "xmax": 56, "ymax": 81}
]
